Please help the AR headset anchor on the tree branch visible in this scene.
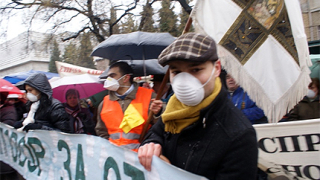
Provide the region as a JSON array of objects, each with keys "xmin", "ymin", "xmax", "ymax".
[
  {"xmin": 0, "ymin": 0, "xmax": 145, "ymax": 42},
  {"xmin": 176, "ymin": 0, "xmax": 192, "ymax": 14},
  {"xmin": 62, "ymin": 26, "xmax": 90, "ymax": 41},
  {"xmin": 109, "ymin": 0, "xmax": 138, "ymax": 35},
  {"xmin": 51, "ymin": 12, "xmax": 81, "ymax": 29}
]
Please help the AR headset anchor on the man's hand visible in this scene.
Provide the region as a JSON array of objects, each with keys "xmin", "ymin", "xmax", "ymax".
[
  {"xmin": 138, "ymin": 143, "xmax": 162, "ymax": 171},
  {"xmin": 150, "ymin": 99, "xmax": 163, "ymax": 115},
  {"xmin": 142, "ymin": 82, "xmax": 151, "ymax": 89}
]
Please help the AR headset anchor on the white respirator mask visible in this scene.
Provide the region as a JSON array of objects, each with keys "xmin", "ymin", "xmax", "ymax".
[
  {"xmin": 171, "ymin": 67, "xmax": 215, "ymax": 106},
  {"xmin": 103, "ymin": 74, "xmax": 127, "ymax": 91},
  {"xmin": 306, "ymin": 89, "xmax": 316, "ymax": 98},
  {"xmin": 26, "ymin": 93, "xmax": 39, "ymax": 102}
]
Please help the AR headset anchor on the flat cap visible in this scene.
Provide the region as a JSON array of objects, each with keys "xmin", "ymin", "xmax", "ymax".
[{"xmin": 158, "ymin": 33, "xmax": 218, "ymax": 66}]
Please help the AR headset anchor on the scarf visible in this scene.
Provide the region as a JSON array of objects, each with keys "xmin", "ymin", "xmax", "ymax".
[
  {"xmin": 17, "ymin": 101, "xmax": 39, "ymax": 132},
  {"xmin": 65, "ymin": 105, "xmax": 84, "ymax": 134},
  {"xmin": 162, "ymin": 77, "xmax": 222, "ymax": 134}
]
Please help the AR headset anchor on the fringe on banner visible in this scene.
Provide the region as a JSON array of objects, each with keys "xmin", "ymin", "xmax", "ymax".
[
  {"xmin": 191, "ymin": 0, "xmax": 312, "ymax": 123},
  {"xmin": 285, "ymin": 0, "xmax": 313, "ymax": 69},
  {"xmin": 218, "ymin": 45, "xmax": 311, "ymax": 123}
]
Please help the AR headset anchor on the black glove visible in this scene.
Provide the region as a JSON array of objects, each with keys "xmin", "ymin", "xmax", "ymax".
[
  {"xmin": 23, "ymin": 123, "xmax": 43, "ymax": 132},
  {"xmin": 13, "ymin": 121, "xmax": 23, "ymax": 129}
]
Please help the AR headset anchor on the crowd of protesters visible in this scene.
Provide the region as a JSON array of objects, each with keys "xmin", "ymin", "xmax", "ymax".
[{"xmin": 1, "ymin": 32, "xmax": 319, "ymax": 180}]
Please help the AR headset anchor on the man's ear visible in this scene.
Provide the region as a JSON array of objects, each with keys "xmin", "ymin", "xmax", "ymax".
[
  {"xmin": 214, "ymin": 60, "xmax": 221, "ymax": 78},
  {"xmin": 123, "ymin": 74, "xmax": 130, "ymax": 83}
]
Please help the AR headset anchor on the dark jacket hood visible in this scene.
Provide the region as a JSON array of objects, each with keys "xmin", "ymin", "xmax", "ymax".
[{"xmin": 24, "ymin": 73, "xmax": 53, "ymax": 99}]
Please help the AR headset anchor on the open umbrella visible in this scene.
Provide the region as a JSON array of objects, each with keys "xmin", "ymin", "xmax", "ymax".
[
  {"xmin": 3, "ymin": 70, "xmax": 59, "ymax": 84},
  {"xmin": 0, "ymin": 79, "xmax": 23, "ymax": 94},
  {"xmin": 91, "ymin": 31, "xmax": 175, "ymax": 61},
  {"xmin": 309, "ymin": 54, "xmax": 320, "ymax": 80},
  {"xmin": 49, "ymin": 74, "xmax": 105, "ymax": 103},
  {"xmin": 99, "ymin": 59, "xmax": 168, "ymax": 79}
]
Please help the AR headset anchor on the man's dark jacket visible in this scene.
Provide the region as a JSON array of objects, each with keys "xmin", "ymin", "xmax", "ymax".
[{"xmin": 142, "ymin": 88, "xmax": 258, "ymax": 180}]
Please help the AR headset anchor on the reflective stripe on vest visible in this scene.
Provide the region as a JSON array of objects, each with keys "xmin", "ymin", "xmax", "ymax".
[
  {"xmin": 100, "ymin": 87, "xmax": 153, "ymax": 150},
  {"xmin": 119, "ymin": 143, "xmax": 140, "ymax": 150},
  {"xmin": 109, "ymin": 132, "xmax": 141, "ymax": 140}
]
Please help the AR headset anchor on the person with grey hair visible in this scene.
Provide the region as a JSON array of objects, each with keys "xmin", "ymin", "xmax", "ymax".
[{"xmin": 138, "ymin": 33, "xmax": 258, "ymax": 179}]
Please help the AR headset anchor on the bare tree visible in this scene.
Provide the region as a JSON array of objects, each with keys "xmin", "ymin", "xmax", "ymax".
[
  {"xmin": 0, "ymin": 0, "xmax": 193, "ymax": 43},
  {"xmin": 0, "ymin": 0, "xmax": 140, "ymax": 43}
]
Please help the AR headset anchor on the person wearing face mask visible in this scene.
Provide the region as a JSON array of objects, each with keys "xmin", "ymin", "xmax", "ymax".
[
  {"xmin": 138, "ymin": 33, "xmax": 258, "ymax": 179},
  {"xmin": 13, "ymin": 73, "xmax": 71, "ymax": 133},
  {"xmin": 95, "ymin": 62, "xmax": 157, "ymax": 152},
  {"xmin": 286, "ymin": 78, "xmax": 320, "ymax": 121}
]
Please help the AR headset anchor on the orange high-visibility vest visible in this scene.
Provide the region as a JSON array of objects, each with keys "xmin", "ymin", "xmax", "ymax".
[{"xmin": 100, "ymin": 87, "xmax": 153, "ymax": 151}]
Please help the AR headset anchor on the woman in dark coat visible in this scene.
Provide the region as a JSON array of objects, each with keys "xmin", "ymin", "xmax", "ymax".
[
  {"xmin": 63, "ymin": 89, "xmax": 96, "ymax": 135},
  {"xmin": 13, "ymin": 73, "xmax": 71, "ymax": 133}
]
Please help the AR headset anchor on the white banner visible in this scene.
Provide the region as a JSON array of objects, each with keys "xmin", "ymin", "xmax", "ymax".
[
  {"xmin": 254, "ymin": 119, "xmax": 320, "ymax": 180},
  {"xmin": 0, "ymin": 123, "xmax": 207, "ymax": 180},
  {"xmin": 1, "ymin": 119, "xmax": 319, "ymax": 179},
  {"xmin": 191, "ymin": 0, "xmax": 312, "ymax": 122},
  {"xmin": 55, "ymin": 61, "xmax": 103, "ymax": 77}
]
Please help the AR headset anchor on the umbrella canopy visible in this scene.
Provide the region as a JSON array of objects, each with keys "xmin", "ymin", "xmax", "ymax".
[
  {"xmin": 49, "ymin": 74, "xmax": 105, "ymax": 103},
  {"xmin": 309, "ymin": 54, "xmax": 320, "ymax": 80},
  {"xmin": 99, "ymin": 59, "xmax": 168, "ymax": 79},
  {"xmin": 3, "ymin": 70, "xmax": 59, "ymax": 84},
  {"xmin": 91, "ymin": 31, "xmax": 176, "ymax": 61},
  {"xmin": 0, "ymin": 79, "xmax": 23, "ymax": 94}
]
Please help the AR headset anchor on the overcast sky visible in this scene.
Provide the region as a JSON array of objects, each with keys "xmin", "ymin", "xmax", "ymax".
[{"xmin": 0, "ymin": 0, "xmax": 187, "ymax": 44}]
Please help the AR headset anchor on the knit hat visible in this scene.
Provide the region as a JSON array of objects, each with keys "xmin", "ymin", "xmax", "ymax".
[{"xmin": 158, "ymin": 33, "xmax": 218, "ymax": 66}]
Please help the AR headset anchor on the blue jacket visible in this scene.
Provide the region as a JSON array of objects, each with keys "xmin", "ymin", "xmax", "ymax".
[{"xmin": 228, "ymin": 87, "xmax": 266, "ymax": 124}]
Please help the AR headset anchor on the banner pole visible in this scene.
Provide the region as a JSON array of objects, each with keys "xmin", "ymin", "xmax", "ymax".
[{"xmin": 139, "ymin": 16, "xmax": 193, "ymax": 143}]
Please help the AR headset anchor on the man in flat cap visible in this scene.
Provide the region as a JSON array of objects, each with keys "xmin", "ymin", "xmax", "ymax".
[{"xmin": 138, "ymin": 33, "xmax": 258, "ymax": 179}]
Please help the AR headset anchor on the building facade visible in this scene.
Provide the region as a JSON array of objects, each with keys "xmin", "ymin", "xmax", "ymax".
[
  {"xmin": 300, "ymin": 0, "xmax": 320, "ymax": 41},
  {"xmin": 0, "ymin": 31, "xmax": 105, "ymax": 78},
  {"xmin": 300, "ymin": 0, "xmax": 320, "ymax": 53},
  {"xmin": 0, "ymin": 31, "xmax": 67, "ymax": 77}
]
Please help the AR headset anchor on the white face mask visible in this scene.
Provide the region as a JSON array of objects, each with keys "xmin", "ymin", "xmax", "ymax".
[
  {"xmin": 27, "ymin": 93, "xmax": 39, "ymax": 102},
  {"xmin": 306, "ymin": 89, "xmax": 316, "ymax": 98},
  {"xmin": 103, "ymin": 74, "xmax": 126, "ymax": 91},
  {"xmin": 171, "ymin": 67, "xmax": 215, "ymax": 106}
]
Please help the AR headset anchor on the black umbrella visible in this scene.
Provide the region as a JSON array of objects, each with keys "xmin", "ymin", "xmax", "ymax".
[
  {"xmin": 99, "ymin": 59, "xmax": 168, "ymax": 79},
  {"xmin": 91, "ymin": 31, "xmax": 175, "ymax": 61}
]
